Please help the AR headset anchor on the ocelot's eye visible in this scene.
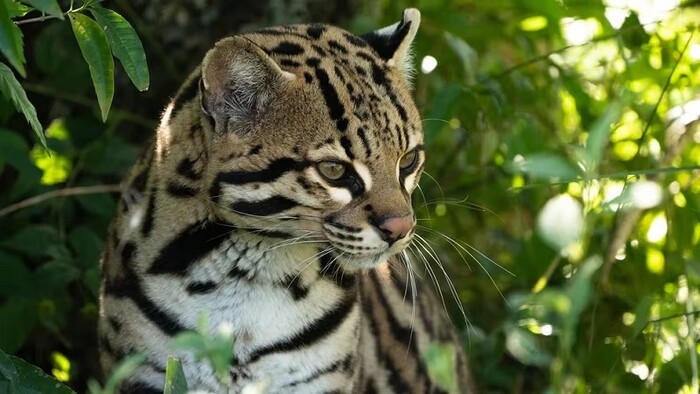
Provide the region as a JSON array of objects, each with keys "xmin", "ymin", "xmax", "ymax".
[
  {"xmin": 317, "ymin": 161, "xmax": 347, "ymax": 181},
  {"xmin": 399, "ymin": 149, "xmax": 418, "ymax": 171}
]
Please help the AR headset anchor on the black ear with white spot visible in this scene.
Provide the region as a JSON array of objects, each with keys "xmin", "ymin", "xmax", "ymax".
[
  {"xmin": 361, "ymin": 8, "xmax": 421, "ymax": 77},
  {"xmin": 201, "ymin": 36, "xmax": 295, "ymax": 134}
]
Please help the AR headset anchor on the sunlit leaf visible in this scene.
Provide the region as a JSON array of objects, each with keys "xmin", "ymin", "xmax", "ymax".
[
  {"xmin": 0, "ymin": 63, "xmax": 45, "ymax": 147},
  {"xmin": 89, "ymin": 6, "xmax": 149, "ymax": 91},
  {"xmin": 0, "ymin": 0, "xmax": 26, "ymax": 77},
  {"xmin": 505, "ymin": 326, "xmax": 552, "ymax": 367},
  {"xmin": 163, "ymin": 356, "xmax": 188, "ymax": 394},
  {"xmin": 23, "ymin": 0, "xmax": 63, "ymax": 19},
  {"xmin": 519, "ymin": 16, "xmax": 548, "ymax": 31},
  {"xmin": 69, "ymin": 12, "xmax": 114, "ymax": 121},
  {"xmin": 511, "ymin": 153, "xmax": 580, "ymax": 180}
]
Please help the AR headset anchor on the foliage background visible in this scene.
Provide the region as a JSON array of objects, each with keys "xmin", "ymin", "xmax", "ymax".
[{"xmin": 1, "ymin": 0, "xmax": 700, "ymax": 392}]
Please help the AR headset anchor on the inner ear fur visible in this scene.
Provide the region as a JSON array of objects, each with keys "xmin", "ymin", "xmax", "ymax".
[
  {"xmin": 200, "ymin": 36, "xmax": 295, "ymax": 134},
  {"xmin": 361, "ymin": 8, "xmax": 421, "ymax": 78}
]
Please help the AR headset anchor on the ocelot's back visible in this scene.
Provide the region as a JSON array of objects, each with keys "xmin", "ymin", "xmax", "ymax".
[{"xmin": 98, "ymin": 8, "xmax": 475, "ymax": 393}]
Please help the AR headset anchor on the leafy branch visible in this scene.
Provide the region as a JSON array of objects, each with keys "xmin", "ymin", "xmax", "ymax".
[{"xmin": 0, "ymin": 0, "xmax": 149, "ymax": 148}]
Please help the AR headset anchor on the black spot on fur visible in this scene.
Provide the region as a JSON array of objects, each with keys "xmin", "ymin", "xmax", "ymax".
[
  {"xmin": 176, "ymin": 158, "xmax": 201, "ymax": 180},
  {"xmin": 248, "ymin": 145, "xmax": 263, "ymax": 155},
  {"xmin": 104, "ymin": 266, "xmax": 185, "ymax": 336},
  {"xmin": 303, "ymin": 72, "xmax": 313, "ymax": 83},
  {"xmin": 306, "ymin": 58, "xmax": 321, "ymax": 67},
  {"xmin": 281, "ymin": 275, "xmax": 309, "ymax": 300},
  {"xmin": 171, "ymin": 75, "xmax": 200, "ymax": 116},
  {"xmin": 271, "ymin": 42, "xmax": 304, "ymax": 56},
  {"xmin": 343, "ymin": 32, "xmax": 368, "ymax": 47},
  {"xmin": 245, "ymin": 291, "xmax": 356, "ymax": 364},
  {"xmin": 141, "ymin": 191, "xmax": 156, "ymax": 237},
  {"xmin": 339, "ymin": 136, "xmax": 354, "ymax": 160},
  {"xmin": 186, "ymin": 281, "xmax": 218, "ymax": 294},
  {"xmin": 131, "ymin": 168, "xmax": 149, "ymax": 192},
  {"xmin": 319, "ymin": 252, "xmax": 357, "ymax": 288},
  {"xmin": 230, "ymin": 196, "xmax": 298, "ymax": 216},
  {"xmin": 148, "ymin": 221, "xmax": 233, "ymax": 275},
  {"xmin": 280, "ymin": 59, "xmax": 301, "ymax": 68},
  {"xmin": 214, "ymin": 158, "xmax": 309, "ymax": 186},
  {"xmin": 121, "ymin": 242, "xmax": 136, "ymax": 265},
  {"xmin": 166, "ymin": 182, "xmax": 199, "ymax": 197},
  {"xmin": 328, "ymin": 40, "xmax": 349, "ymax": 54},
  {"xmin": 313, "ymin": 68, "xmax": 347, "ymax": 131},
  {"xmin": 356, "ymin": 127, "xmax": 372, "ymax": 157},
  {"xmin": 307, "ymin": 24, "xmax": 326, "ymax": 39}
]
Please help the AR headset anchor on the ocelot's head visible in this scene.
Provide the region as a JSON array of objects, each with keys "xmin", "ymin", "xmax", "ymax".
[{"xmin": 201, "ymin": 9, "xmax": 423, "ymax": 270}]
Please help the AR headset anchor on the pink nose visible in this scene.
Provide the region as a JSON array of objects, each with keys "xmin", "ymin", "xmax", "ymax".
[{"xmin": 376, "ymin": 215, "xmax": 414, "ymax": 245}]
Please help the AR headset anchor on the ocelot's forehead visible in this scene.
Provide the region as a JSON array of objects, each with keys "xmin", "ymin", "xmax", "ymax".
[{"xmin": 243, "ymin": 24, "xmax": 424, "ymax": 162}]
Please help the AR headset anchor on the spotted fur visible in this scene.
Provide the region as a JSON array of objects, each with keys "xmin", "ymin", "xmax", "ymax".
[{"xmin": 99, "ymin": 8, "xmax": 475, "ymax": 393}]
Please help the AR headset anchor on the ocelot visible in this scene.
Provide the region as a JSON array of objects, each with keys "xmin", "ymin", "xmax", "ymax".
[{"xmin": 99, "ymin": 8, "xmax": 475, "ymax": 393}]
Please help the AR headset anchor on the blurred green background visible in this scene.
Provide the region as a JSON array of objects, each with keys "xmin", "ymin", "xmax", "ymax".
[{"xmin": 1, "ymin": 0, "xmax": 700, "ymax": 392}]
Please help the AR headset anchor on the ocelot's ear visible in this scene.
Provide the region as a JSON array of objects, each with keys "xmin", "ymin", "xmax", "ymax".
[
  {"xmin": 200, "ymin": 36, "xmax": 295, "ymax": 134},
  {"xmin": 361, "ymin": 8, "xmax": 421, "ymax": 79}
]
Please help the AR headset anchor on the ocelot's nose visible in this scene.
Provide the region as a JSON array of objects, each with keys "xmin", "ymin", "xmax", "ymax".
[{"xmin": 372, "ymin": 215, "xmax": 414, "ymax": 245}]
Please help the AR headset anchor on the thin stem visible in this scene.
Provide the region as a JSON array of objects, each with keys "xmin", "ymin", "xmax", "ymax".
[
  {"xmin": 0, "ymin": 184, "xmax": 121, "ymax": 218},
  {"xmin": 634, "ymin": 31, "xmax": 695, "ymax": 157},
  {"xmin": 14, "ymin": 14, "xmax": 62, "ymax": 25}
]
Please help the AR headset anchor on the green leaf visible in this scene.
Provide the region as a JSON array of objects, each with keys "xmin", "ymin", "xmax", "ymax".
[
  {"xmin": 505, "ymin": 326, "xmax": 552, "ymax": 367},
  {"xmin": 0, "ymin": 63, "xmax": 45, "ymax": 148},
  {"xmin": 22, "ymin": 0, "xmax": 63, "ymax": 19},
  {"xmin": 584, "ymin": 94, "xmax": 629, "ymax": 173},
  {"xmin": 171, "ymin": 332, "xmax": 207, "ymax": 353},
  {"xmin": 32, "ymin": 260, "xmax": 81, "ymax": 295},
  {"xmin": 68, "ymin": 226, "xmax": 102, "ymax": 268},
  {"xmin": 0, "ymin": 353, "xmax": 74, "ymax": 394},
  {"xmin": 0, "ymin": 299, "xmax": 37, "ymax": 355},
  {"xmin": 89, "ymin": 6, "xmax": 149, "ymax": 91},
  {"xmin": 69, "ymin": 12, "xmax": 114, "ymax": 122},
  {"xmin": 423, "ymin": 343, "xmax": 458, "ymax": 393},
  {"xmin": 0, "ymin": 250, "xmax": 32, "ymax": 297},
  {"xmin": 444, "ymin": 32, "xmax": 478, "ymax": 86},
  {"xmin": 0, "ymin": 0, "xmax": 26, "ymax": 77},
  {"xmin": 0, "ymin": 225, "xmax": 61, "ymax": 258},
  {"xmin": 99, "ymin": 354, "xmax": 146, "ymax": 394},
  {"xmin": 511, "ymin": 153, "xmax": 580, "ymax": 180},
  {"xmin": 6, "ymin": 1, "xmax": 30, "ymax": 18},
  {"xmin": 565, "ymin": 256, "xmax": 602, "ymax": 324},
  {"xmin": 163, "ymin": 356, "xmax": 188, "ymax": 394},
  {"xmin": 424, "ymin": 84, "xmax": 462, "ymax": 143},
  {"xmin": 631, "ymin": 296, "xmax": 655, "ymax": 337},
  {"xmin": 0, "ymin": 349, "xmax": 18, "ymax": 391}
]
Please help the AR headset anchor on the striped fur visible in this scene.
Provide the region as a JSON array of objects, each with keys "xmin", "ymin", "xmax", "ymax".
[{"xmin": 99, "ymin": 8, "xmax": 475, "ymax": 393}]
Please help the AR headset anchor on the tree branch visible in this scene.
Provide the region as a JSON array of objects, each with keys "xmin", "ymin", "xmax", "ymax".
[{"xmin": 0, "ymin": 184, "xmax": 122, "ymax": 218}]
